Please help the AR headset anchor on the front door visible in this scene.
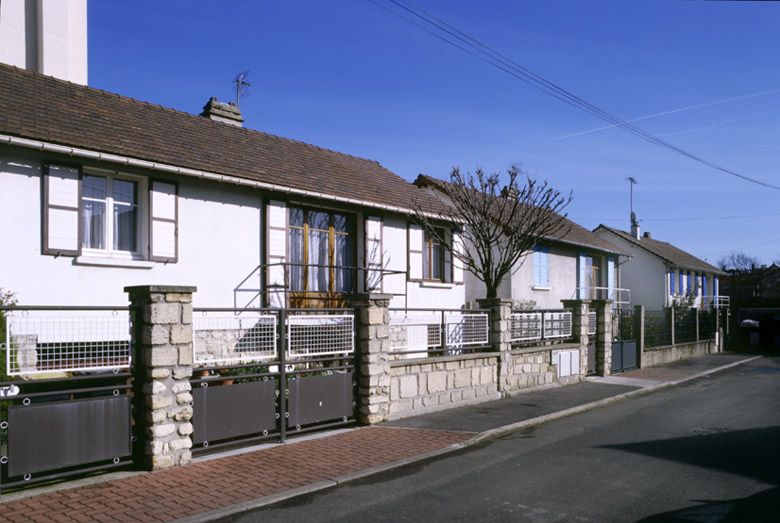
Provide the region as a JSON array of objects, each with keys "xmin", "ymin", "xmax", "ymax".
[{"xmin": 288, "ymin": 207, "xmax": 355, "ymax": 308}]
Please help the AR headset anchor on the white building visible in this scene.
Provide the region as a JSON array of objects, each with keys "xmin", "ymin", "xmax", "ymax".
[
  {"xmin": 594, "ymin": 224, "xmax": 727, "ymax": 310},
  {"xmin": 0, "ymin": 0, "xmax": 87, "ymax": 85},
  {"xmin": 0, "ymin": 65, "xmax": 465, "ymax": 310}
]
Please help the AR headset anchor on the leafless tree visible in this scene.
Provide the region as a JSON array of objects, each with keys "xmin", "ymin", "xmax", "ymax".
[
  {"xmin": 414, "ymin": 166, "xmax": 571, "ymax": 299},
  {"xmin": 718, "ymin": 252, "xmax": 760, "ymax": 273}
]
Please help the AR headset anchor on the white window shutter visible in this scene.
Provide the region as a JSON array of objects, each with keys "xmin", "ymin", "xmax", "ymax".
[
  {"xmin": 607, "ymin": 256, "xmax": 615, "ymax": 301},
  {"xmin": 149, "ymin": 181, "xmax": 178, "ymax": 262},
  {"xmin": 577, "ymin": 254, "xmax": 587, "ymax": 299},
  {"xmin": 408, "ymin": 223, "xmax": 424, "ymax": 280},
  {"xmin": 452, "ymin": 230, "xmax": 464, "ymax": 284},
  {"xmin": 365, "ymin": 216, "xmax": 383, "ymax": 291},
  {"xmin": 43, "ymin": 164, "xmax": 81, "ymax": 256},
  {"xmin": 266, "ymin": 200, "xmax": 287, "ymax": 307}
]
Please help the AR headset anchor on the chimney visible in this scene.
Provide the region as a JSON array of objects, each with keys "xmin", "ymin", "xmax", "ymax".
[
  {"xmin": 643, "ymin": 231, "xmax": 651, "ymax": 240},
  {"xmin": 630, "ymin": 211, "xmax": 640, "ymax": 239},
  {"xmin": 200, "ymin": 97, "xmax": 244, "ymax": 127}
]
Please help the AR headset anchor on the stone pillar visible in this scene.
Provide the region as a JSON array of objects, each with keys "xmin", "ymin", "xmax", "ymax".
[
  {"xmin": 592, "ymin": 299, "xmax": 613, "ymax": 376},
  {"xmin": 125, "ymin": 285, "xmax": 196, "ymax": 471},
  {"xmin": 350, "ymin": 293, "xmax": 392, "ymax": 425},
  {"xmin": 477, "ymin": 298, "xmax": 513, "ymax": 393},
  {"xmin": 634, "ymin": 304, "xmax": 645, "ymax": 368},
  {"xmin": 562, "ymin": 299, "xmax": 589, "ymax": 378}
]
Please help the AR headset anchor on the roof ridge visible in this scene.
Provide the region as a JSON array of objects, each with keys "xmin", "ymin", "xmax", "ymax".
[{"xmin": 0, "ymin": 62, "xmax": 388, "ymax": 169}]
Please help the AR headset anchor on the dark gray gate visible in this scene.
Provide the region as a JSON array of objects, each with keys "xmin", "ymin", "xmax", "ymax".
[
  {"xmin": 189, "ymin": 308, "xmax": 357, "ymax": 454},
  {"xmin": 611, "ymin": 309, "xmax": 638, "ymax": 373},
  {"xmin": 587, "ymin": 310, "xmax": 597, "ymax": 375}
]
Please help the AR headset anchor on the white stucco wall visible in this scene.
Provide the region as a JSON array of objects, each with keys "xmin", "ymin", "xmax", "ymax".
[
  {"xmin": 510, "ymin": 245, "xmax": 578, "ymax": 308},
  {"xmin": 593, "ymin": 231, "xmax": 667, "ymax": 310},
  {"xmin": 0, "ymin": 0, "xmax": 88, "ymax": 84},
  {"xmin": 0, "ymin": 149, "xmax": 465, "ymax": 311},
  {"xmin": 382, "ymin": 215, "xmax": 465, "ymax": 310},
  {"xmin": 0, "ymin": 150, "xmax": 261, "ymax": 307}
]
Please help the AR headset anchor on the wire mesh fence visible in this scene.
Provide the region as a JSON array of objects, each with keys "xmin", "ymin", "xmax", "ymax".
[
  {"xmin": 674, "ymin": 308, "xmax": 697, "ymax": 344},
  {"xmin": 287, "ymin": 314, "xmax": 355, "ymax": 358},
  {"xmin": 388, "ymin": 310, "xmax": 489, "ymax": 359},
  {"xmin": 1, "ymin": 309, "xmax": 131, "ymax": 376},
  {"xmin": 510, "ymin": 310, "xmax": 572, "ymax": 345},
  {"xmin": 645, "ymin": 310, "xmax": 671, "ymax": 348},
  {"xmin": 193, "ymin": 311, "xmax": 278, "ymax": 366},
  {"xmin": 587, "ymin": 310, "xmax": 597, "ymax": 336},
  {"xmin": 612, "ymin": 309, "xmax": 635, "ymax": 341}
]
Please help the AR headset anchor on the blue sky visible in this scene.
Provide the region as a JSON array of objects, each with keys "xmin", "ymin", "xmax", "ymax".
[{"xmin": 89, "ymin": 1, "xmax": 780, "ymax": 265}]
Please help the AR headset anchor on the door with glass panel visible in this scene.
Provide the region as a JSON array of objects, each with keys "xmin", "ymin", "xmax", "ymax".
[{"xmin": 288, "ymin": 207, "xmax": 355, "ymax": 308}]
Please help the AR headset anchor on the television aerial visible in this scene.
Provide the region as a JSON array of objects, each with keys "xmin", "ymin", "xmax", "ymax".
[{"xmin": 233, "ymin": 71, "xmax": 251, "ymax": 108}]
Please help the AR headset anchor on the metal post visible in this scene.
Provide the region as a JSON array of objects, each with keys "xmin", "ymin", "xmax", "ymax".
[
  {"xmin": 669, "ymin": 307, "xmax": 675, "ymax": 346},
  {"xmin": 695, "ymin": 308, "xmax": 700, "ymax": 342},
  {"xmin": 541, "ymin": 311, "xmax": 546, "ymax": 340},
  {"xmin": 279, "ymin": 309, "xmax": 287, "ymax": 443}
]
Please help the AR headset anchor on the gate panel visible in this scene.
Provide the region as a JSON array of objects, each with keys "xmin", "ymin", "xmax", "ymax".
[
  {"xmin": 611, "ymin": 309, "xmax": 637, "ymax": 373},
  {"xmin": 192, "ymin": 380, "xmax": 277, "ymax": 446},
  {"xmin": 8, "ymin": 396, "xmax": 131, "ymax": 476},
  {"xmin": 287, "ymin": 372, "xmax": 354, "ymax": 427}
]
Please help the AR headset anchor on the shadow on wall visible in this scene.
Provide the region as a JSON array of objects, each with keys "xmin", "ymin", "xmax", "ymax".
[{"xmin": 602, "ymin": 425, "xmax": 780, "ymax": 521}]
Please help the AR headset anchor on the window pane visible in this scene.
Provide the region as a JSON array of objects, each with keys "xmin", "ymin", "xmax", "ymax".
[
  {"xmin": 82, "ymin": 200, "xmax": 105, "ymax": 249},
  {"xmin": 432, "ymin": 241, "xmax": 442, "ymax": 280},
  {"xmin": 423, "ymin": 240, "xmax": 431, "ymax": 280},
  {"xmin": 83, "ymin": 176, "xmax": 106, "ymax": 200},
  {"xmin": 309, "ymin": 210, "xmax": 329, "ymax": 231},
  {"xmin": 289, "ymin": 228, "xmax": 304, "ymax": 291},
  {"xmin": 112, "ymin": 179, "xmax": 136, "ymax": 206},
  {"xmin": 113, "ymin": 204, "xmax": 137, "ymax": 251},
  {"xmin": 307, "ymin": 229, "xmax": 330, "ymax": 291},
  {"xmin": 334, "ymin": 233, "xmax": 354, "ymax": 292},
  {"xmin": 333, "ymin": 213, "xmax": 348, "ymax": 233},
  {"xmin": 289, "ymin": 207, "xmax": 304, "ymax": 227}
]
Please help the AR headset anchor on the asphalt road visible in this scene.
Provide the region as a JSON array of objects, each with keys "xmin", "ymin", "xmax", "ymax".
[{"xmin": 221, "ymin": 357, "xmax": 780, "ymax": 522}]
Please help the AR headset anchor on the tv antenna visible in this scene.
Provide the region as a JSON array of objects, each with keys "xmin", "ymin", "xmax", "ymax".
[
  {"xmin": 627, "ymin": 177, "xmax": 638, "ymax": 227},
  {"xmin": 233, "ymin": 71, "xmax": 251, "ymax": 108}
]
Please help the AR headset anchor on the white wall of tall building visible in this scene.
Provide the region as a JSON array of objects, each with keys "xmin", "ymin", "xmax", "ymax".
[{"xmin": 0, "ymin": 0, "xmax": 88, "ymax": 84}]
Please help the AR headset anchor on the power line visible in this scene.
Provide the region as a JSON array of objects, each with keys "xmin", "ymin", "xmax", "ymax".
[{"xmin": 373, "ymin": 0, "xmax": 780, "ymax": 191}]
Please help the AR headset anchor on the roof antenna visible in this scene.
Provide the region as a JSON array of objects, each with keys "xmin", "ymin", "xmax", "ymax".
[
  {"xmin": 627, "ymin": 176, "xmax": 637, "ymax": 225},
  {"xmin": 233, "ymin": 71, "xmax": 251, "ymax": 108}
]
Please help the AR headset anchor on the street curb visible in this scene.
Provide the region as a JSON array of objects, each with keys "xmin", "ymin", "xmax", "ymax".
[
  {"xmin": 177, "ymin": 354, "xmax": 761, "ymax": 522},
  {"xmin": 467, "ymin": 354, "xmax": 763, "ymax": 445}
]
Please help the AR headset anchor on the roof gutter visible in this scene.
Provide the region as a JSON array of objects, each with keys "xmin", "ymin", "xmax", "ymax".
[{"xmin": 0, "ymin": 133, "xmax": 447, "ymax": 220}]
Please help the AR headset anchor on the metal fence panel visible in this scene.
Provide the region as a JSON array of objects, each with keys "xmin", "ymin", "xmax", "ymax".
[
  {"xmin": 445, "ymin": 313, "xmax": 489, "ymax": 347},
  {"xmin": 544, "ymin": 311, "xmax": 573, "ymax": 339},
  {"xmin": 193, "ymin": 312, "xmax": 277, "ymax": 366},
  {"xmin": 4, "ymin": 311, "xmax": 131, "ymax": 376},
  {"xmin": 287, "ymin": 314, "xmax": 354, "ymax": 358},
  {"xmin": 510, "ymin": 312, "xmax": 542, "ymax": 342}
]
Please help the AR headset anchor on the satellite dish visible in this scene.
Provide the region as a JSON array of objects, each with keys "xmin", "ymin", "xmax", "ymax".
[{"xmin": 233, "ymin": 70, "xmax": 251, "ymax": 108}]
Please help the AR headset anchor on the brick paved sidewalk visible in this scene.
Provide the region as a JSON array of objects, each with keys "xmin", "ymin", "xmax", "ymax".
[{"xmin": 0, "ymin": 427, "xmax": 473, "ymax": 523}]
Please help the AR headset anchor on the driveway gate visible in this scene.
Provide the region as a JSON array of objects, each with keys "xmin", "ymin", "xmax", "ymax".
[
  {"xmin": 190, "ymin": 308, "xmax": 356, "ymax": 453},
  {"xmin": 611, "ymin": 308, "xmax": 638, "ymax": 373}
]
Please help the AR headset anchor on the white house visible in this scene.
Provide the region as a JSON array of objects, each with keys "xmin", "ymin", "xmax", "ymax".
[
  {"xmin": 0, "ymin": 64, "xmax": 466, "ymax": 311},
  {"xmin": 594, "ymin": 223, "xmax": 727, "ymax": 310},
  {"xmin": 413, "ymin": 175, "xmax": 627, "ymax": 309}
]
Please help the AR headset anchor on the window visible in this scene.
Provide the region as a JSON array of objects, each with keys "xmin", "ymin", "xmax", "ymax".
[
  {"xmin": 533, "ymin": 246, "xmax": 549, "ymax": 287},
  {"xmin": 288, "ymin": 207, "xmax": 355, "ymax": 292},
  {"xmin": 669, "ymin": 270, "xmax": 676, "ymax": 294},
  {"xmin": 81, "ymin": 174, "xmax": 140, "ymax": 255},
  {"xmin": 423, "ymin": 227, "xmax": 445, "ymax": 281}
]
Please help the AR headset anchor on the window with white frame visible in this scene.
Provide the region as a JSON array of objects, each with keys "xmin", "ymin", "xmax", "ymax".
[
  {"xmin": 42, "ymin": 163, "xmax": 178, "ymax": 263},
  {"xmin": 81, "ymin": 174, "xmax": 141, "ymax": 256},
  {"xmin": 423, "ymin": 227, "xmax": 445, "ymax": 281},
  {"xmin": 533, "ymin": 246, "xmax": 549, "ymax": 287}
]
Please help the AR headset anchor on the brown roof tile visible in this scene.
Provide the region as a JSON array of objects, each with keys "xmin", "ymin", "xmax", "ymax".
[
  {"xmin": 0, "ymin": 63, "xmax": 443, "ymax": 213},
  {"xmin": 596, "ymin": 225, "xmax": 726, "ymax": 275}
]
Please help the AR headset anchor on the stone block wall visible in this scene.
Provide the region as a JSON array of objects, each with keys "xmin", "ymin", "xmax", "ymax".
[
  {"xmin": 505, "ymin": 347, "xmax": 558, "ymax": 392},
  {"xmin": 387, "ymin": 353, "xmax": 499, "ymax": 419}
]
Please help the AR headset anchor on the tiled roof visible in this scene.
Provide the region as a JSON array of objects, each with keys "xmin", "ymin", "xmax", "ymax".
[
  {"xmin": 596, "ymin": 225, "xmax": 726, "ymax": 275},
  {"xmin": 415, "ymin": 174, "xmax": 624, "ymax": 255},
  {"xmin": 0, "ymin": 63, "xmax": 442, "ymax": 213}
]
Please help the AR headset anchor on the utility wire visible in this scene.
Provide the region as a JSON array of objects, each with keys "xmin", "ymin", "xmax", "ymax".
[
  {"xmin": 373, "ymin": 0, "xmax": 780, "ymax": 191},
  {"xmin": 574, "ymin": 211, "xmax": 780, "ymax": 222}
]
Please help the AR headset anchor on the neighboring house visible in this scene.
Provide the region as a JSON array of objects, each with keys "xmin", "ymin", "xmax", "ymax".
[
  {"xmin": 414, "ymin": 175, "xmax": 627, "ymax": 309},
  {"xmin": 594, "ymin": 223, "xmax": 728, "ymax": 310},
  {"xmin": 0, "ymin": 63, "xmax": 465, "ymax": 310}
]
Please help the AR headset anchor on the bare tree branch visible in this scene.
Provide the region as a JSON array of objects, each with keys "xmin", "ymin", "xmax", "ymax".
[{"xmin": 414, "ymin": 166, "xmax": 572, "ymax": 299}]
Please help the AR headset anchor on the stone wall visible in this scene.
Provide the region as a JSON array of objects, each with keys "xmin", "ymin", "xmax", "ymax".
[
  {"xmin": 388, "ymin": 353, "xmax": 500, "ymax": 419},
  {"xmin": 505, "ymin": 346, "xmax": 559, "ymax": 393},
  {"xmin": 642, "ymin": 339, "xmax": 713, "ymax": 367}
]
